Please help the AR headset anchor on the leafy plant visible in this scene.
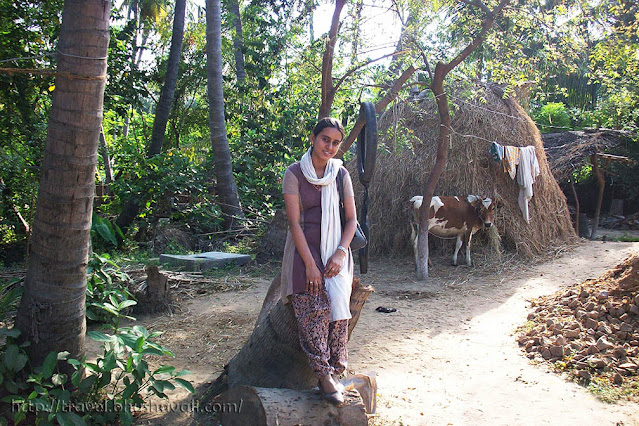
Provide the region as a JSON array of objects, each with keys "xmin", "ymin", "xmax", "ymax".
[
  {"xmin": 86, "ymin": 253, "xmax": 135, "ymax": 326},
  {"xmin": 73, "ymin": 325, "xmax": 194, "ymax": 425},
  {"xmin": 0, "ymin": 277, "xmax": 22, "ymax": 322},
  {"xmin": 71, "ymin": 297, "xmax": 193, "ymax": 425},
  {"xmin": 533, "ymin": 102, "xmax": 572, "ymax": 133},
  {"xmin": 0, "ymin": 328, "xmax": 84, "ymax": 425},
  {"xmin": 1, "ymin": 302, "xmax": 193, "ymax": 425},
  {"xmin": 91, "ymin": 214, "xmax": 124, "ymax": 252}
]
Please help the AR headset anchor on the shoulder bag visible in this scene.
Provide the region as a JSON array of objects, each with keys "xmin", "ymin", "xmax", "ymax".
[{"xmin": 337, "ymin": 168, "xmax": 367, "ymax": 251}]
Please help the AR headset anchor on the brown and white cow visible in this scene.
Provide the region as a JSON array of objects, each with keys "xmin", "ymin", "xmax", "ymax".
[{"xmin": 409, "ymin": 195, "xmax": 500, "ymax": 266}]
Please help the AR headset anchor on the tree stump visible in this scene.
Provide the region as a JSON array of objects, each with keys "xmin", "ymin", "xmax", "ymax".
[
  {"xmin": 213, "ymin": 386, "xmax": 368, "ymax": 426},
  {"xmin": 199, "ymin": 277, "xmax": 374, "ymax": 404},
  {"xmin": 255, "ymin": 209, "xmax": 288, "ymax": 263},
  {"xmin": 134, "ymin": 265, "xmax": 170, "ymax": 314}
]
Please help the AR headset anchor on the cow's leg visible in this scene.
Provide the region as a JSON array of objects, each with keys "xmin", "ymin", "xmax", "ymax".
[
  {"xmin": 452, "ymin": 234, "xmax": 463, "ymax": 266},
  {"xmin": 465, "ymin": 231, "xmax": 474, "ymax": 266}
]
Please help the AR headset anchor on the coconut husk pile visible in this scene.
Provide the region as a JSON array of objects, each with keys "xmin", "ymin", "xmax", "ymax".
[
  {"xmin": 517, "ymin": 254, "xmax": 639, "ymax": 394},
  {"xmin": 350, "ymin": 82, "xmax": 577, "ymax": 259}
]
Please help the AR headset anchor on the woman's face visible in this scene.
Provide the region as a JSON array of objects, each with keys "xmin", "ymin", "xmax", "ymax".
[{"xmin": 311, "ymin": 127, "xmax": 343, "ymax": 163}]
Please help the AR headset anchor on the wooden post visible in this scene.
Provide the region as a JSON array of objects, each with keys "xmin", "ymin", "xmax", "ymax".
[
  {"xmin": 590, "ymin": 154, "xmax": 605, "ymax": 240},
  {"xmin": 569, "ymin": 180, "xmax": 580, "ymax": 235}
]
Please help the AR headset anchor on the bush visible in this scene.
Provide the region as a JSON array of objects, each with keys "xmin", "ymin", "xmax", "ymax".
[
  {"xmin": 1, "ymin": 303, "xmax": 193, "ymax": 425},
  {"xmin": 533, "ymin": 102, "xmax": 572, "ymax": 133},
  {"xmin": 86, "ymin": 253, "xmax": 135, "ymax": 326}
]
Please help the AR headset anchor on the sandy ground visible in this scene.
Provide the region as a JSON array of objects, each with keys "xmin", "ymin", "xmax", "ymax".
[{"xmin": 123, "ymin": 239, "xmax": 639, "ymax": 425}]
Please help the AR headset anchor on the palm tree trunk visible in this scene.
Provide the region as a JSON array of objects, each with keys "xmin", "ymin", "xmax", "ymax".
[
  {"xmin": 228, "ymin": 0, "xmax": 246, "ymax": 84},
  {"xmin": 15, "ymin": 0, "xmax": 110, "ymax": 365},
  {"xmin": 148, "ymin": 0, "xmax": 186, "ymax": 157},
  {"xmin": 116, "ymin": 0, "xmax": 186, "ymax": 233},
  {"xmin": 206, "ymin": 0, "xmax": 244, "ymax": 229}
]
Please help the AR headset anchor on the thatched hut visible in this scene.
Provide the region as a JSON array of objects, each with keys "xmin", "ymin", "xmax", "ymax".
[
  {"xmin": 353, "ymin": 83, "xmax": 577, "ymax": 259},
  {"xmin": 542, "ymin": 129, "xmax": 635, "ymax": 237},
  {"xmin": 543, "ymin": 130, "xmax": 628, "ymax": 183}
]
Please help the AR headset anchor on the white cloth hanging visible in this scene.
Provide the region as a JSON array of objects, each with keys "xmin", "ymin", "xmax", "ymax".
[{"xmin": 516, "ymin": 146, "xmax": 540, "ymax": 223}]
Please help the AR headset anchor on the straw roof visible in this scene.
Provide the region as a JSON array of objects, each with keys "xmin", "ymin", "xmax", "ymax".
[
  {"xmin": 542, "ymin": 129, "xmax": 633, "ymax": 182},
  {"xmin": 348, "ymin": 82, "xmax": 577, "ymax": 260}
]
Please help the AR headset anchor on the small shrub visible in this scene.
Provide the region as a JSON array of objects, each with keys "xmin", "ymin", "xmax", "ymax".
[
  {"xmin": 0, "ymin": 299, "xmax": 194, "ymax": 425},
  {"xmin": 86, "ymin": 253, "xmax": 135, "ymax": 326},
  {"xmin": 534, "ymin": 102, "xmax": 572, "ymax": 133}
]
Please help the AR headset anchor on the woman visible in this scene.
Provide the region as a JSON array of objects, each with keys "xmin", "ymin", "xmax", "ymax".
[{"xmin": 280, "ymin": 117, "xmax": 358, "ymax": 405}]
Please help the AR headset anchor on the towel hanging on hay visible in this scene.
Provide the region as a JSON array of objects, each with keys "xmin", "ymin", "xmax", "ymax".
[
  {"xmin": 516, "ymin": 146, "xmax": 540, "ymax": 223},
  {"xmin": 489, "ymin": 143, "xmax": 540, "ymax": 223}
]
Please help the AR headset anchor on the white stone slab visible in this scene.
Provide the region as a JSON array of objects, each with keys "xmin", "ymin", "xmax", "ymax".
[{"xmin": 159, "ymin": 251, "xmax": 252, "ymax": 271}]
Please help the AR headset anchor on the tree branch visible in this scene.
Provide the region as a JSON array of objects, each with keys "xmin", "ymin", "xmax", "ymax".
[
  {"xmin": 319, "ymin": 0, "xmax": 346, "ymax": 119},
  {"xmin": 337, "ymin": 65, "xmax": 416, "ymax": 157},
  {"xmin": 443, "ymin": 0, "xmax": 509, "ymax": 75},
  {"xmin": 334, "ymin": 50, "xmax": 409, "ymax": 92}
]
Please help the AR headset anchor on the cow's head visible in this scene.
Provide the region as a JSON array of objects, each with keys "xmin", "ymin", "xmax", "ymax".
[{"xmin": 469, "ymin": 196, "xmax": 502, "ymax": 228}]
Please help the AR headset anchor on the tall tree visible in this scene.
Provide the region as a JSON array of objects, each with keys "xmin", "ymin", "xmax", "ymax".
[
  {"xmin": 116, "ymin": 0, "xmax": 186, "ymax": 233},
  {"xmin": 15, "ymin": 0, "xmax": 110, "ymax": 364},
  {"xmin": 147, "ymin": 0, "xmax": 186, "ymax": 156},
  {"xmin": 206, "ymin": 0, "xmax": 244, "ymax": 229},
  {"xmin": 414, "ymin": 0, "xmax": 510, "ymax": 280},
  {"xmin": 228, "ymin": 0, "xmax": 247, "ymax": 84}
]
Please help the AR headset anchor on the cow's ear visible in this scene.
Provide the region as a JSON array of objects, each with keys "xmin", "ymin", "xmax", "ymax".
[{"xmin": 470, "ymin": 199, "xmax": 481, "ymax": 208}]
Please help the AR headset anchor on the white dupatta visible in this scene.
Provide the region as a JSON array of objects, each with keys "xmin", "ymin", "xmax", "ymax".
[{"xmin": 300, "ymin": 149, "xmax": 353, "ymax": 321}]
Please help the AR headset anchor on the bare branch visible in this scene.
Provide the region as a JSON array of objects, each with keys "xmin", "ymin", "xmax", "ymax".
[
  {"xmin": 460, "ymin": 0, "xmax": 491, "ymax": 14},
  {"xmin": 334, "ymin": 50, "xmax": 409, "ymax": 92},
  {"xmin": 319, "ymin": 0, "xmax": 346, "ymax": 119}
]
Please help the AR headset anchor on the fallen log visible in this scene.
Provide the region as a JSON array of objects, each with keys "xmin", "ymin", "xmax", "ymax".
[{"xmin": 213, "ymin": 386, "xmax": 368, "ymax": 426}]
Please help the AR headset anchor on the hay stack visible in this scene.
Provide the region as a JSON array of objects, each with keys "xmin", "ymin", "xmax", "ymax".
[{"xmin": 350, "ymin": 83, "xmax": 577, "ymax": 259}]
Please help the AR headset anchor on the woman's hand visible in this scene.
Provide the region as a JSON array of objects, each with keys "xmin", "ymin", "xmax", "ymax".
[
  {"xmin": 305, "ymin": 264, "xmax": 323, "ymax": 296},
  {"xmin": 324, "ymin": 250, "xmax": 346, "ymax": 279}
]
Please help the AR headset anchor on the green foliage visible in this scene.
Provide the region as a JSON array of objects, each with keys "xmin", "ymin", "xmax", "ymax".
[
  {"xmin": 533, "ymin": 102, "xmax": 572, "ymax": 133},
  {"xmin": 86, "ymin": 254, "xmax": 135, "ymax": 326},
  {"xmin": 0, "ymin": 329, "xmax": 90, "ymax": 425},
  {"xmin": 74, "ymin": 325, "xmax": 193, "ymax": 425},
  {"xmin": 0, "ymin": 322, "xmax": 193, "ymax": 426},
  {"xmin": 91, "ymin": 214, "xmax": 124, "ymax": 252},
  {"xmin": 0, "ymin": 0, "xmax": 62, "ymax": 249},
  {"xmin": 0, "ymin": 277, "xmax": 22, "ymax": 322}
]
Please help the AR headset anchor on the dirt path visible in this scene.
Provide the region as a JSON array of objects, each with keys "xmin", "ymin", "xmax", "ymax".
[
  {"xmin": 354, "ymin": 241, "xmax": 639, "ymax": 426},
  {"xmin": 130, "ymin": 240, "xmax": 639, "ymax": 425}
]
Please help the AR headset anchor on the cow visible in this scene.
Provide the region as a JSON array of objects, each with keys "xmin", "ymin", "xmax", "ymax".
[{"xmin": 409, "ymin": 195, "xmax": 500, "ymax": 267}]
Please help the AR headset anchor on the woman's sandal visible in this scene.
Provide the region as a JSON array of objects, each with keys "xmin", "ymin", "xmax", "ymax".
[{"xmin": 318, "ymin": 380, "xmax": 344, "ymax": 405}]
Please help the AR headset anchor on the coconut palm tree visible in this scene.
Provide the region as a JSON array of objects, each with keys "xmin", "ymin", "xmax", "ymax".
[
  {"xmin": 116, "ymin": 0, "xmax": 186, "ymax": 233},
  {"xmin": 206, "ymin": 0, "xmax": 244, "ymax": 229},
  {"xmin": 228, "ymin": 0, "xmax": 246, "ymax": 84},
  {"xmin": 147, "ymin": 0, "xmax": 186, "ymax": 156},
  {"xmin": 15, "ymin": 0, "xmax": 110, "ymax": 365}
]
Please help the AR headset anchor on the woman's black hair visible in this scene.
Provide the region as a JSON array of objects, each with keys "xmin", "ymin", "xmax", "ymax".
[{"xmin": 312, "ymin": 117, "xmax": 345, "ymax": 139}]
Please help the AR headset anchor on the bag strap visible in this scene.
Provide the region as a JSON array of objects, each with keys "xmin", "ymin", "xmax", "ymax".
[{"xmin": 336, "ymin": 168, "xmax": 345, "ymax": 228}]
